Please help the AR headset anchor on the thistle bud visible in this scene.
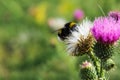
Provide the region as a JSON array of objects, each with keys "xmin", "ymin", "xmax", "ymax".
[
  {"xmin": 103, "ymin": 59, "xmax": 115, "ymax": 71},
  {"xmin": 94, "ymin": 42, "xmax": 114, "ymax": 60},
  {"xmin": 80, "ymin": 61, "xmax": 97, "ymax": 80}
]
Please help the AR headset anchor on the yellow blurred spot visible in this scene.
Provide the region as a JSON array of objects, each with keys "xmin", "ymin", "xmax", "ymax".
[
  {"xmin": 50, "ymin": 37, "xmax": 57, "ymax": 46},
  {"xmin": 57, "ymin": 1, "xmax": 74, "ymax": 15},
  {"xmin": 29, "ymin": 2, "xmax": 48, "ymax": 24}
]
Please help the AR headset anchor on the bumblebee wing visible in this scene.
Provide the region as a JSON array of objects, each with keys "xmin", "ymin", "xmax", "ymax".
[{"xmin": 53, "ymin": 28, "xmax": 63, "ymax": 33}]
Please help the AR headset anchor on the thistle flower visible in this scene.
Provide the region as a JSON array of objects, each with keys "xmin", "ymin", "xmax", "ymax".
[
  {"xmin": 48, "ymin": 18, "xmax": 66, "ymax": 30},
  {"xmin": 92, "ymin": 17, "xmax": 120, "ymax": 60},
  {"xmin": 108, "ymin": 11, "xmax": 120, "ymax": 22},
  {"xmin": 80, "ymin": 61, "xmax": 97, "ymax": 80},
  {"xmin": 73, "ymin": 9, "xmax": 84, "ymax": 21},
  {"xmin": 91, "ymin": 17, "xmax": 120, "ymax": 44},
  {"xmin": 65, "ymin": 19, "xmax": 94, "ymax": 56}
]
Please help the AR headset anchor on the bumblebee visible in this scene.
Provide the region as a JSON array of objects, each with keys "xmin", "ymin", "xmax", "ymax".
[{"xmin": 58, "ymin": 22, "xmax": 77, "ymax": 41}]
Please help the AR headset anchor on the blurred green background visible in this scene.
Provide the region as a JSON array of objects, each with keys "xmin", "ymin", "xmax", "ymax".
[{"xmin": 0, "ymin": 0, "xmax": 120, "ymax": 80}]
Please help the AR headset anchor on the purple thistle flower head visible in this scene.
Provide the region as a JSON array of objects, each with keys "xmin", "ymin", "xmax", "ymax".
[
  {"xmin": 91, "ymin": 17, "xmax": 120, "ymax": 44},
  {"xmin": 73, "ymin": 9, "xmax": 84, "ymax": 21},
  {"xmin": 108, "ymin": 11, "xmax": 120, "ymax": 22}
]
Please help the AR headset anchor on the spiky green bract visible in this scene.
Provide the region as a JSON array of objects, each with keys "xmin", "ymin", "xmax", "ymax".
[
  {"xmin": 103, "ymin": 58, "xmax": 115, "ymax": 71},
  {"xmin": 80, "ymin": 61, "xmax": 97, "ymax": 80},
  {"xmin": 94, "ymin": 42, "xmax": 114, "ymax": 61}
]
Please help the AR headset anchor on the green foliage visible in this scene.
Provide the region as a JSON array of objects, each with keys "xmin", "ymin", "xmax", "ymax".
[{"xmin": 0, "ymin": 0, "xmax": 120, "ymax": 80}]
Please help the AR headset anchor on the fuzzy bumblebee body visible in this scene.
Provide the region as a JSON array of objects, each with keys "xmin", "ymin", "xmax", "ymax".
[{"xmin": 58, "ymin": 22, "xmax": 77, "ymax": 41}]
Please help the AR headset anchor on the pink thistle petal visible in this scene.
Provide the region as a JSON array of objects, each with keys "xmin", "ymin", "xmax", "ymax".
[{"xmin": 91, "ymin": 17, "xmax": 120, "ymax": 44}]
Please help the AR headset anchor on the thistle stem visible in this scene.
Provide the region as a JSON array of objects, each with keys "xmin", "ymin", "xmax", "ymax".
[
  {"xmin": 99, "ymin": 59, "xmax": 104, "ymax": 80},
  {"xmin": 87, "ymin": 51, "xmax": 100, "ymax": 78}
]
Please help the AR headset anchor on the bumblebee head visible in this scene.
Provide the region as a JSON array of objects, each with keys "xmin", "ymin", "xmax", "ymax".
[
  {"xmin": 57, "ymin": 22, "xmax": 77, "ymax": 41},
  {"xmin": 65, "ymin": 22, "xmax": 76, "ymax": 28}
]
